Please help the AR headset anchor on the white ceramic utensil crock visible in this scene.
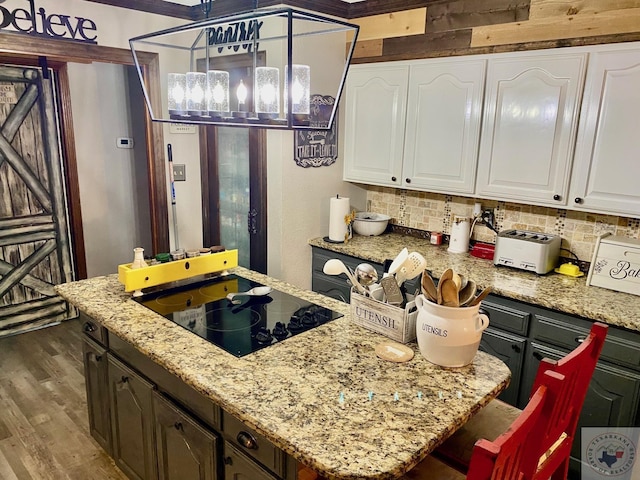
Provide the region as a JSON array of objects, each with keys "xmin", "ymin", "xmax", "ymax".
[{"xmin": 414, "ymin": 294, "xmax": 489, "ymax": 367}]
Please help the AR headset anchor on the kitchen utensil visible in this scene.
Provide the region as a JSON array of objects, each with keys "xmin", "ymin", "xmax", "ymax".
[
  {"xmin": 395, "ymin": 251, "xmax": 427, "ymax": 286},
  {"xmin": 354, "ymin": 263, "xmax": 378, "ymax": 292},
  {"xmin": 437, "ymin": 268, "xmax": 453, "ymax": 305},
  {"xmin": 458, "ymin": 279, "xmax": 477, "ymax": 306},
  {"xmin": 440, "ymin": 279, "xmax": 459, "ymax": 307},
  {"xmin": 226, "ymin": 286, "xmax": 273, "ymax": 304},
  {"xmin": 380, "ymin": 275, "xmax": 404, "ymax": 306},
  {"xmin": 468, "ymin": 286, "xmax": 492, "ymax": 307},
  {"xmin": 323, "ymin": 259, "xmax": 365, "ymax": 294},
  {"xmin": 387, "ymin": 248, "xmax": 408, "ymax": 276},
  {"xmin": 421, "ymin": 271, "xmax": 438, "ymax": 303},
  {"xmin": 452, "ymin": 272, "xmax": 462, "ymax": 290}
]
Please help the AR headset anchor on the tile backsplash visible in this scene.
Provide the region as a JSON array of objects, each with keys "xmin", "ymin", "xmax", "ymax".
[{"xmin": 366, "ymin": 186, "xmax": 640, "ymax": 263}]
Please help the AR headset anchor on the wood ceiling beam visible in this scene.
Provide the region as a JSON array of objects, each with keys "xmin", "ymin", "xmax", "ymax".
[{"xmin": 82, "ymin": 0, "xmax": 438, "ymax": 21}]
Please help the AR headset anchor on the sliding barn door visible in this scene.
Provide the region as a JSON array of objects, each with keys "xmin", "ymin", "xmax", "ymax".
[{"xmin": 0, "ymin": 64, "xmax": 75, "ymax": 337}]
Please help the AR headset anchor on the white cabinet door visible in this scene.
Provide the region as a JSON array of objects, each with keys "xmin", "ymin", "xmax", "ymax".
[
  {"xmin": 402, "ymin": 58, "xmax": 485, "ymax": 194},
  {"xmin": 343, "ymin": 64, "xmax": 408, "ymax": 187},
  {"xmin": 476, "ymin": 53, "xmax": 587, "ymax": 206},
  {"xmin": 570, "ymin": 48, "xmax": 640, "ymax": 217}
]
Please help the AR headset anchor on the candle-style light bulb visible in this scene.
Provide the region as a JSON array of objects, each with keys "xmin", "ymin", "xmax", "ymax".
[{"xmin": 237, "ymin": 80, "xmax": 247, "ymax": 108}]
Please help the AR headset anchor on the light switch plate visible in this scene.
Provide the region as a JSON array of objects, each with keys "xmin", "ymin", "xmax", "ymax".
[
  {"xmin": 116, "ymin": 137, "xmax": 134, "ymax": 149},
  {"xmin": 173, "ymin": 164, "xmax": 186, "ymax": 181}
]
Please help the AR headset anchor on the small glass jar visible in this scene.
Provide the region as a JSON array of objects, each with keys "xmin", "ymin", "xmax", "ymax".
[{"xmin": 430, "ymin": 232, "xmax": 443, "ymax": 245}]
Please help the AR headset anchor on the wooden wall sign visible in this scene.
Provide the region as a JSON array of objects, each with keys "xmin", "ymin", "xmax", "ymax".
[
  {"xmin": 0, "ymin": 0, "xmax": 98, "ymax": 44},
  {"xmin": 294, "ymin": 94, "xmax": 338, "ymax": 168}
]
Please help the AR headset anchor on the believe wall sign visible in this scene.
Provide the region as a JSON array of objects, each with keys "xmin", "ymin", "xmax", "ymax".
[{"xmin": 0, "ymin": 0, "xmax": 97, "ymax": 44}]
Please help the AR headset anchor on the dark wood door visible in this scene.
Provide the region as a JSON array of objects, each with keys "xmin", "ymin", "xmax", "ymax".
[
  {"xmin": 0, "ymin": 64, "xmax": 75, "ymax": 337},
  {"xmin": 108, "ymin": 354, "xmax": 157, "ymax": 480},
  {"xmin": 153, "ymin": 391, "xmax": 219, "ymax": 480},
  {"xmin": 82, "ymin": 336, "xmax": 112, "ymax": 455}
]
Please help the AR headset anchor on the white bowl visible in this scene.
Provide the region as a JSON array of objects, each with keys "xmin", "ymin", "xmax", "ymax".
[{"xmin": 352, "ymin": 212, "xmax": 390, "ymax": 236}]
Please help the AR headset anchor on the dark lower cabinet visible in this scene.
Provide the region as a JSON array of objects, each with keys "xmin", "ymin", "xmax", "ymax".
[
  {"xmin": 153, "ymin": 391, "xmax": 219, "ymax": 480},
  {"xmin": 223, "ymin": 442, "xmax": 278, "ymax": 480},
  {"xmin": 82, "ymin": 337, "xmax": 112, "ymax": 455},
  {"xmin": 108, "ymin": 355, "xmax": 157, "ymax": 480},
  {"xmin": 478, "ymin": 328, "xmax": 526, "ymax": 406},
  {"xmin": 81, "ymin": 317, "xmax": 301, "ymax": 480}
]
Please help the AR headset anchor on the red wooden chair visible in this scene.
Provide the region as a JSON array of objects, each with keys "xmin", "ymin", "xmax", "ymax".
[
  {"xmin": 435, "ymin": 322, "xmax": 608, "ymax": 479},
  {"xmin": 403, "ymin": 370, "xmax": 565, "ymax": 480}
]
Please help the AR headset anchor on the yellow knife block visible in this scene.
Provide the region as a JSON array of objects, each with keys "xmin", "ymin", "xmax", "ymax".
[{"xmin": 118, "ymin": 249, "xmax": 238, "ymax": 292}]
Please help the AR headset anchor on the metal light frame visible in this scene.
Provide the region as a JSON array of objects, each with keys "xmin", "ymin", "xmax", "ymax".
[{"xmin": 130, "ymin": 7, "xmax": 359, "ymax": 130}]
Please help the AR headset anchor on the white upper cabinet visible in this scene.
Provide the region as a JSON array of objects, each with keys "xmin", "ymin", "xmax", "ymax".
[
  {"xmin": 402, "ymin": 58, "xmax": 486, "ymax": 194},
  {"xmin": 343, "ymin": 64, "xmax": 409, "ymax": 187},
  {"xmin": 475, "ymin": 52, "xmax": 587, "ymax": 206},
  {"xmin": 569, "ymin": 47, "xmax": 640, "ymax": 217}
]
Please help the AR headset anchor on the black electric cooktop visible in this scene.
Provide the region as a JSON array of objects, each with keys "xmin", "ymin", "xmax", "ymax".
[{"xmin": 134, "ymin": 274, "xmax": 343, "ymax": 357}]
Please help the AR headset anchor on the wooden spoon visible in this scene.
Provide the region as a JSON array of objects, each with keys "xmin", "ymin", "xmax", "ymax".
[
  {"xmin": 468, "ymin": 286, "xmax": 492, "ymax": 307},
  {"xmin": 458, "ymin": 279, "xmax": 477, "ymax": 306},
  {"xmin": 440, "ymin": 279, "xmax": 460, "ymax": 307},
  {"xmin": 421, "ymin": 271, "xmax": 438, "ymax": 303},
  {"xmin": 437, "ymin": 268, "xmax": 453, "ymax": 305}
]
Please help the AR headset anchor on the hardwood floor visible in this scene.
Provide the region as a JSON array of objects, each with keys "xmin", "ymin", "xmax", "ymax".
[{"xmin": 0, "ymin": 319, "xmax": 127, "ymax": 480}]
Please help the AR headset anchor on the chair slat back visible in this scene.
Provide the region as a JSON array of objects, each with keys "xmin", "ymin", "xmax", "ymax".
[
  {"xmin": 466, "ymin": 370, "xmax": 565, "ymax": 480},
  {"xmin": 530, "ymin": 323, "xmax": 607, "ymax": 461}
]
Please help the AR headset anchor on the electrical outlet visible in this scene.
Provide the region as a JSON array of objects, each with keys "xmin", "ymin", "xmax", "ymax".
[
  {"xmin": 173, "ymin": 164, "xmax": 186, "ymax": 181},
  {"xmin": 481, "ymin": 209, "xmax": 494, "ymax": 226}
]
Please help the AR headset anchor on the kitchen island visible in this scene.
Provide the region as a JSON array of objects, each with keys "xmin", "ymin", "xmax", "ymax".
[{"xmin": 55, "ymin": 267, "xmax": 510, "ymax": 480}]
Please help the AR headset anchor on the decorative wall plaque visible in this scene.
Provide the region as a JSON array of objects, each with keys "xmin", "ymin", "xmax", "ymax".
[{"xmin": 294, "ymin": 94, "xmax": 338, "ymax": 168}]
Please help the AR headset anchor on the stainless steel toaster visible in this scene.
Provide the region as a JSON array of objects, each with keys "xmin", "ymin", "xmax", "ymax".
[{"xmin": 494, "ymin": 230, "xmax": 561, "ymax": 274}]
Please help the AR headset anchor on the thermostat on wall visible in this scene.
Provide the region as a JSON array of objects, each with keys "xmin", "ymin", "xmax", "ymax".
[{"xmin": 117, "ymin": 137, "xmax": 134, "ymax": 149}]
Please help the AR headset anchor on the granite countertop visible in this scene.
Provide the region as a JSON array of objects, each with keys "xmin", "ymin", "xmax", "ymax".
[
  {"xmin": 309, "ymin": 234, "xmax": 640, "ymax": 332},
  {"xmin": 55, "ymin": 267, "xmax": 510, "ymax": 480}
]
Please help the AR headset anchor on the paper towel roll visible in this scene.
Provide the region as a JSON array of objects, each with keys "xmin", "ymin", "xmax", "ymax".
[{"xmin": 328, "ymin": 196, "xmax": 350, "ymax": 242}]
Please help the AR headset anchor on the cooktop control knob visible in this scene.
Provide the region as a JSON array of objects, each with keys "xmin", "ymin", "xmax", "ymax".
[
  {"xmin": 255, "ymin": 327, "xmax": 273, "ymax": 344},
  {"xmin": 272, "ymin": 322, "xmax": 289, "ymax": 340}
]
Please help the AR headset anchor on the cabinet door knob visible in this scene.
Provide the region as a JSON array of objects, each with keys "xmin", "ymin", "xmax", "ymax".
[
  {"xmin": 574, "ymin": 197, "xmax": 583, "ymax": 204},
  {"xmin": 174, "ymin": 422, "xmax": 183, "ymax": 431},
  {"xmin": 121, "ymin": 376, "xmax": 129, "ymax": 383},
  {"xmin": 237, "ymin": 431, "xmax": 258, "ymax": 450},
  {"xmin": 83, "ymin": 322, "xmax": 96, "ymax": 333},
  {"xmin": 553, "ymin": 194, "xmax": 561, "ymax": 201},
  {"xmin": 575, "ymin": 336, "xmax": 586, "ymax": 344},
  {"xmin": 95, "ymin": 354, "xmax": 102, "ymax": 362},
  {"xmin": 391, "ymin": 176, "xmax": 397, "ymax": 182},
  {"xmin": 405, "ymin": 178, "xmax": 411, "ymax": 184},
  {"xmin": 511, "ymin": 344, "xmax": 521, "ymax": 353},
  {"xmin": 533, "ymin": 351, "xmax": 544, "ymax": 361},
  {"xmin": 223, "ymin": 456, "xmax": 233, "ymax": 466}
]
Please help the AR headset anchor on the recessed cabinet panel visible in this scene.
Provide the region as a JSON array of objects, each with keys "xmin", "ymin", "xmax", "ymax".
[
  {"xmin": 570, "ymin": 48, "xmax": 640, "ymax": 216},
  {"xmin": 82, "ymin": 337, "xmax": 112, "ymax": 455},
  {"xmin": 476, "ymin": 53, "xmax": 587, "ymax": 205},
  {"xmin": 154, "ymin": 391, "xmax": 218, "ymax": 480},
  {"xmin": 343, "ymin": 64, "xmax": 409, "ymax": 186},
  {"xmin": 402, "ymin": 59, "xmax": 485, "ymax": 193},
  {"xmin": 108, "ymin": 354, "xmax": 157, "ymax": 480}
]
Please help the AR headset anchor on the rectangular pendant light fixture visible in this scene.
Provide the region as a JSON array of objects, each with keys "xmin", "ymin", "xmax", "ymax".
[{"xmin": 130, "ymin": 7, "xmax": 359, "ymax": 130}]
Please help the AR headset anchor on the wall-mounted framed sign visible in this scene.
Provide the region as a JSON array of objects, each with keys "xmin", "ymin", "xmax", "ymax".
[{"xmin": 294, "ymin": 94, "xmax": 338, "ymax": 168}]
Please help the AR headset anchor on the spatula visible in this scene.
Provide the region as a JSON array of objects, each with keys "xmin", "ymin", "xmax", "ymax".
[{"xmin": 395, "ymin": 251, "xmax": 427, "ymax": 286}]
